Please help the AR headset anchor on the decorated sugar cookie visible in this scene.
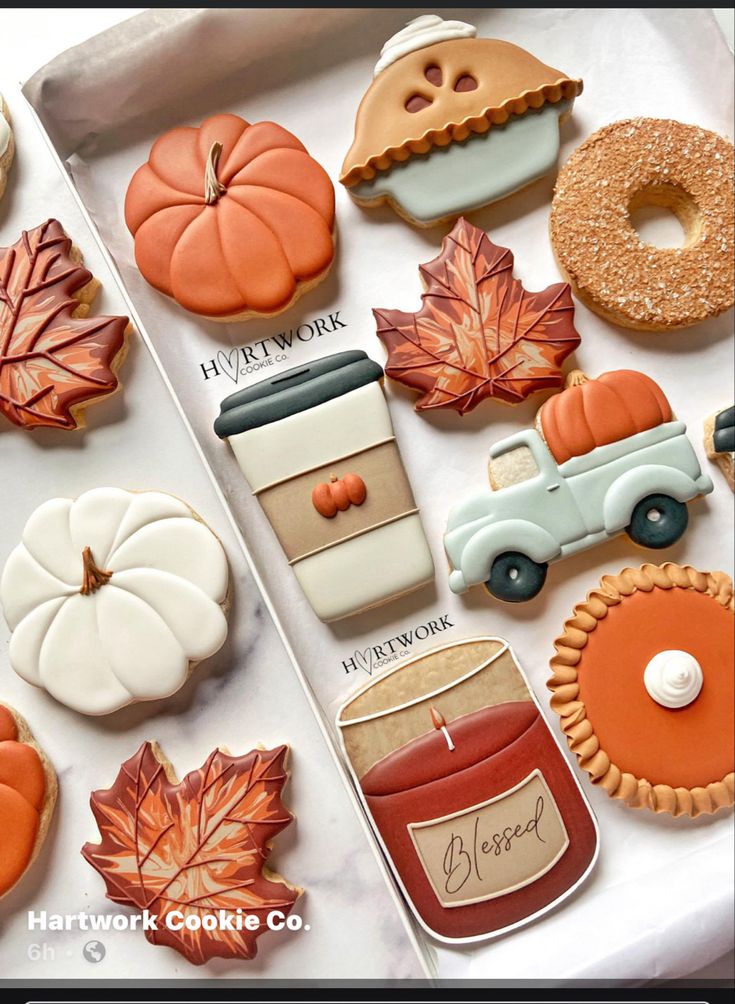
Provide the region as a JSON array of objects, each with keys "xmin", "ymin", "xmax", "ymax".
[
  {"xmin": 0, "ymin": 488, "xmax": 229, "ymax": 715},
  {"xmin": 0, "ymin": 220, "xmax": 131, "ymax": 431},
  {"xmin": 214, "ymin": 351, "xmax": 434, "ymax": 622},
  {"xmin": 0, "ymin": 703, "xmax": 57, "ymax": 898},
  {"xmin": 340, "ymin": 15, "xmax": 582, "ymax": 226},
  {"xmin": 125, "ymin": 113, "xmax": 335, "ymax": 321},
  {"xmin": 337, "ymin": 637, "xmax": 599, "ymax": 942},
  {"xmin": 704, "ymin": 405, "xmax": 734, "ymax": 491},
  {"xmin": 374, "ymin": 217, "xmax": 581, "ymax": 414},
  {"xmin": 549, "ymin": 564, "xmax": 734, "ymax": 817},
  {"xmin": 83, "ymin": 741, "xmax": 301, "ymax": 965},
  {"xmin": 445, "ymin": 370, "xmax": 713, "ymax": 602},
  {"xmin": 0, "ymin": 93, "xmax": 14, "ymax": 200},
  {"xmin": 551, "ymin": 119, "xmax": 735, "ymax": 330}
]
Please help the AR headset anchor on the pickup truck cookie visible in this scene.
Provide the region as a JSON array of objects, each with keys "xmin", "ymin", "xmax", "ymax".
[{"xmin": 445, "ymin": 370, "xmax": 713, "ymax": 602}]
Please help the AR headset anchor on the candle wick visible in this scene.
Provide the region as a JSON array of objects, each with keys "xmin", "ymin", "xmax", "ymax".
[{"xmin": 430, "ymin": 704, "xmax": 455, "ymax": 751}]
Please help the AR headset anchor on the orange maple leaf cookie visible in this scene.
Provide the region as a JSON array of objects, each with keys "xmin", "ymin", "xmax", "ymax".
[
  {"xmin": 82, "ymin": 742, "xmax": 301, "ymax": 965},
  {"xmin": 373, "ymin": 217, "xmax": 580, "ymax": 414},
  {"xmin": 0, "ymin": 220, "xmax": 131, "ymax": 431}
]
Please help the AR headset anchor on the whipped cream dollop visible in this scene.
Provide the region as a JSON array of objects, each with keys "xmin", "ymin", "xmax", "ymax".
[
  {"xmin": 644, "ymin": 649, "xmax": 703, "ymax": 709},
  {"xmin": 374, "ymin": 15, "xmax": 477, "ymax": 77}
]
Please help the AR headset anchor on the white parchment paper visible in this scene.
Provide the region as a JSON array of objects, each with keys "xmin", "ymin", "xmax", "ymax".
[{"xmin": 23, "ymin": 7, "xmax": 735, "ymax": 981}]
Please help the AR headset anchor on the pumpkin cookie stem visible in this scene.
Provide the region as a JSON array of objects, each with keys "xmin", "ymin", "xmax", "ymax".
[
  {"xmin": 80, "ymin": 546, "xmax": 113, "ymax": 595},
  {"xmin": 204, "ymin": 142, "xmax": 227, "ymax": 205}
]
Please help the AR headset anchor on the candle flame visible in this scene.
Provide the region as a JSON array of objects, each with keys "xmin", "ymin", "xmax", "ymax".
[{"xmin": 430, "ymin": 705, "xmax": 446, "ymax": 730}]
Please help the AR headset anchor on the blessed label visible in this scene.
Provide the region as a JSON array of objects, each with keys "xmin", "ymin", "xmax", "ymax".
[{"xmin": 408, "ymin": 770, "xmax": 569, "ymax": 909}]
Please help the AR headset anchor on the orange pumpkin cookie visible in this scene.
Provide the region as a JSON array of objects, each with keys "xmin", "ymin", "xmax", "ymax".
[
  {"xmin": 125, "ymin": 114, "xmax": 336, "ymax": 321},
  {"xmin": 0, "ymin": 703, "xmax": 57, "ymax": 897},
  {"xmin": 548, "ymin": 564, "xmax": 734, "ymax": 817}
]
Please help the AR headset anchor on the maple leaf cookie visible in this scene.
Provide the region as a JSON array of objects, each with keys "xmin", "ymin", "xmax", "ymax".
[
  {"xmin": 0, "ymin": 220, "xmax": 131, "ymax": 431},
  {"xmin": 83, "ymin": 741, "xmax": 301, "ymax": 964},
  {"xmin": 373, "ymin": 217, "xmax": 580, "ymax": 414}
]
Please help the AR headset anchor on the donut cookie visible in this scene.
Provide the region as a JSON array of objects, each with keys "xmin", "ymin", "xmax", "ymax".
[
  {"xmin": 445, "ymin": 369, "xmax": 713, "ymax": 602},
  {"xmin": 0, "ymin": 220, "xmax": 131, "ymax": 431},
  {"xmin": 83, "ymin": 741, "xmax": 301, "ymax": 965},
  {"xmin": 340, "ymin": 15, "xmax": 582, "ymax": 226},
  {"xmin": 704, "ymin": 405, "xmax": 734, "ymax": 491},
  {"xmin": 551, "ymin": 119, "xmax": 735, "ymax": 330},
  {"xmin": 548, "ymin": 563, "xmax": 734, "ymax": 817},
  {"xmin": 374, "ymin": 217, "xmax": 580, "ymax": 414},
  {"xmin": 0, "ymin": 703, "xmax": 57, "ymax": 898},
  {"xmin": 0, "ymin": 93, "xmax": 14, "ymax": 200},
  {"xmin": 0, "ymin": 488, "xmax": 229, "ymax": 715},
  {"xmin": 125, "ymin": 113, "xmax": 335, "ymax": 321}
]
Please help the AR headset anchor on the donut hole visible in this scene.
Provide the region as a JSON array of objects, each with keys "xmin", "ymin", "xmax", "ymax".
[{"xmin": 628, "ymin": 184, "xmax": 701, "ymax": 249}]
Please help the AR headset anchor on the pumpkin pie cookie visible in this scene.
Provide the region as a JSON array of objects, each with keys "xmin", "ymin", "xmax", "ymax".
[
  {"xmin": 0, "ymin": 703, "xmax": 57, "ymax": 898},
  {"xmin": 340, "ymin": 15, "xmax": 582, "ymax": 226},
  {"xmin": 548, "ymin": 563, "xmax": 734, "ymax": 817},
  {"xmin": 125, "ymin": 113, "xmax": 335, "ymax": 321}
]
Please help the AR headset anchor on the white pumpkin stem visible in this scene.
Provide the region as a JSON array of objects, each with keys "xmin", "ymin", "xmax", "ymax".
[
  {"xmin": 204, "ymin": 142, "xmax": 227, "ymax": 205},
  {"xmin": 565, "ymin": 369, "xmax": 589, "ymax": 388},
  {"xmin": 80, "ymin": 546, "xmax": 113, "ymax": 595}
]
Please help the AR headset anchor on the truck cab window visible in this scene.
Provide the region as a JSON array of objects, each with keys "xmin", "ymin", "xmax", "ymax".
[{"xmin": 489, "ymin": 446, "xmax": 540, "ymax": 490}]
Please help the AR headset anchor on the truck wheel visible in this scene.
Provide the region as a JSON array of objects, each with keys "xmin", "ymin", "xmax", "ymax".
[
  {"xmin": 485, "ymin": 552, "xmax": 548, "ymax": 603},
  {"xmin": 626, "ymin": 494, "xmax": 689, "ymax": 549}
]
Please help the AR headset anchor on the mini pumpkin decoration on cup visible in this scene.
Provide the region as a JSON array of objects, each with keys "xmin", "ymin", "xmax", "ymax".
[
  {"xmin": 312, "ymin": 473, "xmax": 368, "ymax": 519},
  {"xmin": 125, "ymin": 113, "xmax": 336, "ymax": 321}
]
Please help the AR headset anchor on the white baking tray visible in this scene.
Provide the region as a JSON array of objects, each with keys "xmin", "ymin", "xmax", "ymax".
[{"xmin": 20, "ymin": 6, "xmax": 735, "ymax": 982}]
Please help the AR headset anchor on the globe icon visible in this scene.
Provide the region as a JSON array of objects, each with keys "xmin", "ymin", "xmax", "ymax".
[{"xmin": 83, "ymin": 940, "xmax": 106, "ymax": 963}]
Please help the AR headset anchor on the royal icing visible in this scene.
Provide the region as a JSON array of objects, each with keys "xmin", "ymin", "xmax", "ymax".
[
  {"xmin": 0, "ymin": 704, "xmax": 49, "ymax": 897},
  {"xmin": 341, "ymin": 22, "xmax": 582, "ymax": 225},
  {"xmin": 0, "ymin": 220, "xmax": 129, "ymax": 431},
  {"xmin": 644, "ymin": 650, "xmax": 703, "ymax": 709},
  {"xmin": 374, "ymin": 217, "xmax": 581, "ymax": 414},
  {"xmin": 374, "ymin": 15, "xmax": 476, "ymax": 76},
  {"xmin": 445, "ymin": 371, "xmax": 713, "ymax": 601},
  {"xmin": 0, "ymin": 97, "xmax": 10, "ymax": 159},
  {"xmin": 337, "ymin": 637, "xmax": 599, "ymax": 942},
  {"xmin": 215, "ymin": 351, "xmax": 434, "ymax": 622},
  {"xmin": 83, "ymin": 742, "xmax": 299, "ymax": 964},
  {"xmin": 549, "ymin": 564, "xmax": 734, "ymax": 816},
  {"xmin": 125, "ymin": 114, "xmax": 335, "ymax": 320},
  {"xmin": 0, "ymin": 488, "xmax": 229, "ymax": 715}
]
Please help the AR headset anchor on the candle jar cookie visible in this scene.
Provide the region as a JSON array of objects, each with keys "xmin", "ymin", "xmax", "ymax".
[
  {"xmin": 214, "ymin": 351, "xmax": 434, "ymax": 621},
  {"xmin": 337, "ymin": 637, "xmax": 599, "ymax": 942}
]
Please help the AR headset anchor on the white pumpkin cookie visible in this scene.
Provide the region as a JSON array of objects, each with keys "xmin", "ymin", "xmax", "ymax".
[
  {"xmin": 0, "ymin": 488, "xmax": 230, "ymax": 715},
  {"xmin": 0, "ymin": 93, "xmax": 14, "ymax": 200}
]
